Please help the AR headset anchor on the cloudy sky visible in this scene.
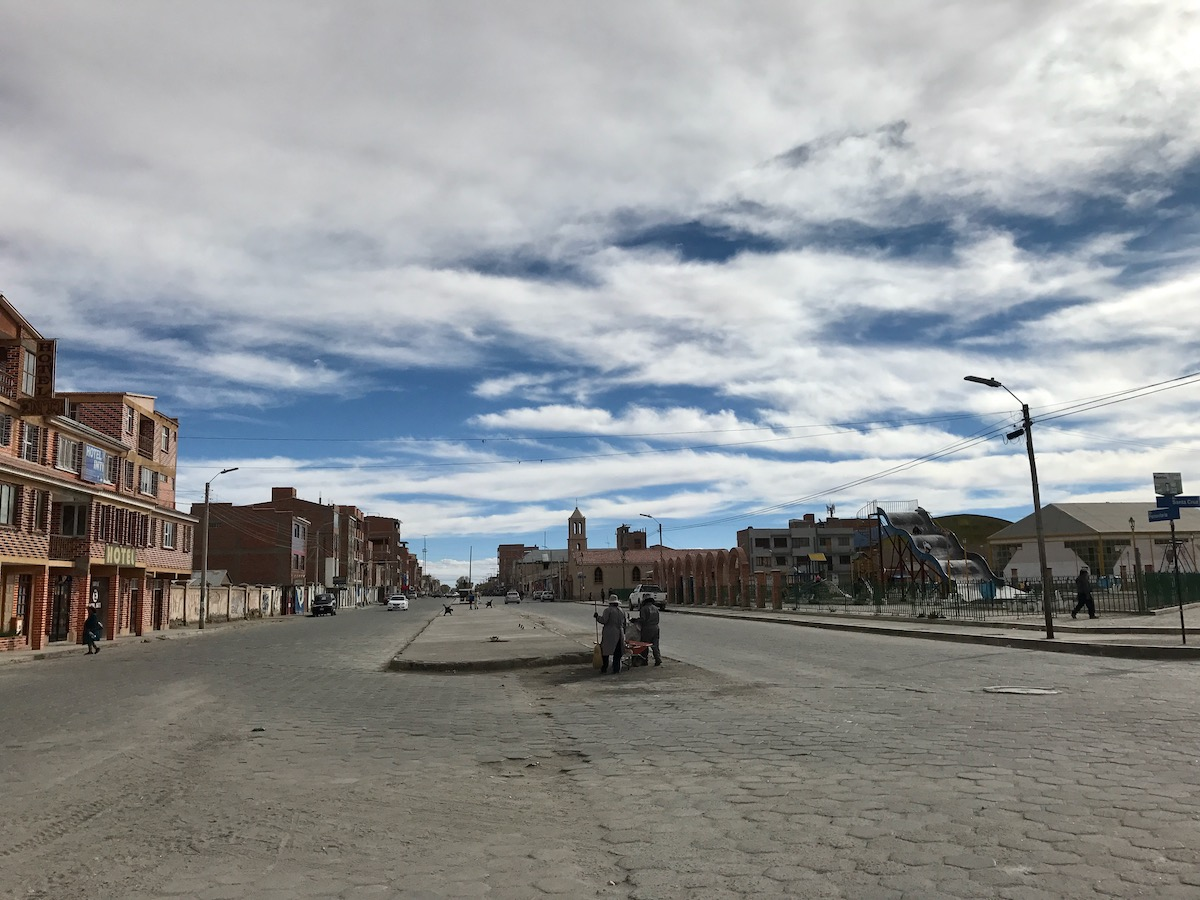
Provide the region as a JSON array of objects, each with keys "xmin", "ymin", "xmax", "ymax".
[{"xmin": 3, "ymin": 1, "xmax": 1198, "ymax": 585}]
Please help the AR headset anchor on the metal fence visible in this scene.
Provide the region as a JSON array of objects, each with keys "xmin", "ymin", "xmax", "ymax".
[{"xmin": 781, "ymin": 573, "xmax": 1200, "ymax": 621}]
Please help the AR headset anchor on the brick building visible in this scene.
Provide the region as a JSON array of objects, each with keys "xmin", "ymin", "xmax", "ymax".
[
  {"xmin": 0, "ymin": 294, "xmax": 196, "ymax": 652},
  {"xmin": 497, "ymin": 542, "xmax": 538, "ymax": 591},
  {"xmin": 364, "ymin": 516, "xmax": 418, "ymax": 602},
  {"xmin": 197, "ymin": 502, "xmax": 309, "ymax": 597},
  {"xmin": 196, "ymin": 488, "xmax": 368, "ymax": 609}
]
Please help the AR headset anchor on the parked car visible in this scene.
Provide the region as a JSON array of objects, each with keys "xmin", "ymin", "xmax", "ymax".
[
  {"xmin": 504, "ymin": 590, "xmax": 521, "ymax": 604},
  {"xmin": 311, "ymin": 593, "xmax": 338, "ymax": 616},
  {"xmin": 628, "ymin": 583, "xmax": 667, "ymax": 610},
  {"xmin": 534, "ymin": 590, "xmax": 555, "ymax": 601},
  {"xmin": 386, "ymin": 595, "xmax": 409, "ymax": 611}
]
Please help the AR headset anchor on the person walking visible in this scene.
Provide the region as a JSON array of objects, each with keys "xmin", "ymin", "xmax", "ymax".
[
  {"xmin": 638, "ymin": 595, "xmax": 662, "ymax": 666},
  {"xmin": 594, "ymin": 595, "xmax": 626, "ymax": 674},
  {"xmin": 1071, "ymin": 567, "xmax": 1096, "ymax": 619},
  {"xmin": 83, "ymin": 607, "xmax": 103, "ymax": 654}
]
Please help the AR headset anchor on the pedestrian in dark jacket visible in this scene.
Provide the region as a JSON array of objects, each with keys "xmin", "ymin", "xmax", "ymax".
[
  {"xmin": 594, "ymin": 596, "xmax": 626, "ymax": 674},
  {"xmin": 638, "ymin": 596, "xmax": 662, "ymax": 666},
  {"xmin": 83, "ymin": 608, "xmax": 103, "ymax": 654},
  {"xmin": 1071, "ymin": 568, "xmax": 1096, "ymax": 619}
]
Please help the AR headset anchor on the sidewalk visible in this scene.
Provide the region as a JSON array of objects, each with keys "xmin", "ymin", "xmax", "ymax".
[
  {"xmin": 665, "ymin": 603, "xmax": 1200, "ymax": 660},
  {"xmin": 0, "ymin": 615, "xmax": 283, "ymax": 667},
  {"xmin": 389, "ymin": 607, "xmax": 589, "ymax": 671}
]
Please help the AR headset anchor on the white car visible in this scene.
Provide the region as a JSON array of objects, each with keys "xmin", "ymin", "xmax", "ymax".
[
  {"xmin": 386, "ymin": 595, "xmax": 409, "ymax": 611},
  {"xmin": 504, "ymin": 591, "xmax": 521, "ymax": 604}
]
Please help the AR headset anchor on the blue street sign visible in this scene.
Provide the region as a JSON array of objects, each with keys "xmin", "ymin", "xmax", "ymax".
[
  {"xmin": 1156, "ymin": 495, "xmax": 1200, "ymax": 508},
  {"xmin": 1149, "ymin": 507, "xmax": 1180, "ymax": 522}
]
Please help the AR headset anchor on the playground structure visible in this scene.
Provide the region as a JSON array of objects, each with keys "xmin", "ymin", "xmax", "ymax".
[{"xmin": 873, "ymin": 504, "xmax": 1019, "ymax": 603}]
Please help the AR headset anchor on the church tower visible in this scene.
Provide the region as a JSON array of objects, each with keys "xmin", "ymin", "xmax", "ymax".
[{"xmin": 568, "ymin": 507, "xmax": 587, "ymax": 556}]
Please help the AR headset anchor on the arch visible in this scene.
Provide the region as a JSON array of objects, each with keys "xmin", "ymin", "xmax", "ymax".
[
  {"xmin": 631, "ymin": 566, "xmax": 641, "ymax": 583},
  {"xmin": 593, "ymin": 567, "xmax": 604, "ymax": 585}
]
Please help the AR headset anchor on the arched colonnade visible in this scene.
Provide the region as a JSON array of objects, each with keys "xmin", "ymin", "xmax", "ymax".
[{"xmin": 657, "ymin": 547, "xmax": 789, "ymax": 610}]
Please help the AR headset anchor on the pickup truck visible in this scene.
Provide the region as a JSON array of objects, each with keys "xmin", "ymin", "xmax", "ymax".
[{"xmin": 628, "ymin": 583, "xmax": 667, "ymax": 610}]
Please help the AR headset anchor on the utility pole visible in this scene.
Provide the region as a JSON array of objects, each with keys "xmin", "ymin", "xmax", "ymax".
[{"xmin": 199, "ymin": 467, "xmax": 239, "ymax": 630}]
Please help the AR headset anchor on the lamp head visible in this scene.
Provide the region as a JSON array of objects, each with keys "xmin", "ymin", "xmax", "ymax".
[
  {"xmin": 219, "ymin": 466, "xmax": 239, "ymax": 475},
  {"xmin": 1006, "ymin": 427, "xmax": 1026, "ymax": 441},
  {"xmin": 964, "ymin": 375, "xmax": 1002, "ymax": 388}
]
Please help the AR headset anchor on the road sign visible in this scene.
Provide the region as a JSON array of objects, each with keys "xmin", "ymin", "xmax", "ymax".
[
  {"xmin": 1157, "ymin": 495, "xmax": 1200, "ymax": 508},
  {"xmin": 1149, "ymin": 507, "xmax": 1180, "ymax": 523},
  {"xmin": 1154, "ymin": 472, "xmax": 1183, "ymax": 496}
]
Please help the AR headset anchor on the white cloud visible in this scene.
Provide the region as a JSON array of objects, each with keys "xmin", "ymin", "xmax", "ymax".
[{"xmin": 3, "ymin": 1, "xmax": 1199, "ymax": 565}]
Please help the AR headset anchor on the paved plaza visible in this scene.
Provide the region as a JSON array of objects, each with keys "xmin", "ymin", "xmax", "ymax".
[{"xmin": 2, "ymin": 600, "xmax": 1200, "ymax": 899}]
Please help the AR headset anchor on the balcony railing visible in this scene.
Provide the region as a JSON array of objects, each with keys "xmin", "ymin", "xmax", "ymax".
[{"xmin": 0, "ymin": 369, "xmax": 16, "ymax": 399}]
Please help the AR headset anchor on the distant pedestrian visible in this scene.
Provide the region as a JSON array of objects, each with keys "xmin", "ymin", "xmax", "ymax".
[
  {"xmin": 1071, "ymin": 568, "xmax": 1096, "ymax": 619},
  {"xmin": 638, "ymin": 595, "xmax": 662, "ymax": 666},
  {"xmin": 594, "ymin": 595, "xmax": 626, "ymax": 674},
  {"xmin": 83, "ymin": 608, "xmax": 103, "ymax": 654}
]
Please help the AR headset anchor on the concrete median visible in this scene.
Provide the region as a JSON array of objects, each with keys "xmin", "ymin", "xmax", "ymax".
[{"xmin": 389, "ymin": 609, "xmax": 592, "ymax": 672}]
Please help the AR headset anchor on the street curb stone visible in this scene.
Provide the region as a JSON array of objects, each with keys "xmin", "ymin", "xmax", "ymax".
[
  {"xmin": 667, "ymin": 608, "xmax": 1200, "ymax": 660},
  {"xmin": 387, "ymin": 649, "xmax": 593, "ymax": 672}
]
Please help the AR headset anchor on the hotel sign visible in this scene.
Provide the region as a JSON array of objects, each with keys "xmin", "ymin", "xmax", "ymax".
[
  {"xmin": 34, "ymin": 340, "xmax": 56, "ymax": 396},
  {"xmin": 17, "ymin": 341, "xmax": 66, "ymax": 416},
  {"xmin": 82, "ymin": 445, "xmax": 107, "ymax": 484},
  {"xmin": 104, "ymin": 544, "xmax": 137, "ymax": 567}
]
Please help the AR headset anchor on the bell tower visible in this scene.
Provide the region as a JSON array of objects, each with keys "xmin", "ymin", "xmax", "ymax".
[{"xmin": 568, "ymin": 507, "xmax": 587, "ymax": 556}]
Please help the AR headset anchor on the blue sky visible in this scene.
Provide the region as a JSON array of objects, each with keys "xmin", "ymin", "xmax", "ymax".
[{"xmin": 3, "ymin": 1, "xmax": 1199, "ymax": 586}]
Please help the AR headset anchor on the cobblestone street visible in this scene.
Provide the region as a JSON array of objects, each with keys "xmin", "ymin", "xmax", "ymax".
[{"xmin": 3, "ymin": 602, "xmax": 1200, "ymax": 899}]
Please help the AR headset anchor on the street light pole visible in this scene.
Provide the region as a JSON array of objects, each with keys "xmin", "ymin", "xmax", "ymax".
[
  {"xmin": 199, "ymin": 466, "xmax": 239, "ymax": 630},
  {"xmin": 964, "ymin": 376, "xmax": 1054, "ymax": 639},
  {"xmin": 640, "ymin": 513, "xmax": 664, "ymax": 588}
]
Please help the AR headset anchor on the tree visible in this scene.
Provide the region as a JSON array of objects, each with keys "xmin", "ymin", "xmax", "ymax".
[{"xmin": 455, "ymin": 575, "xmax": 472, "ymax": 590}]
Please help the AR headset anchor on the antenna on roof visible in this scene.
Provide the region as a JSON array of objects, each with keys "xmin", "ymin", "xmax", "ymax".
[{"xmin": 826, "ymin": 503, "xmax": 836, "ymax": 519}]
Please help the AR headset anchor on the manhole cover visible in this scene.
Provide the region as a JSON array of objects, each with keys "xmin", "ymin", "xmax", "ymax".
[{"xmin": 982, "ymin": 686, "xmax": 1059, "ymax": 695}]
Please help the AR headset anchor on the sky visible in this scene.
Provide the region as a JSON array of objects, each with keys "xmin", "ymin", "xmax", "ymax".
[{"xmin": 3, "ymin": 1, "xmax": 1199, "ymax": 587}]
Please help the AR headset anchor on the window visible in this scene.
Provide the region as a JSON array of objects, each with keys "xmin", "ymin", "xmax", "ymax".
[
  {"xmin": 840, "ymin": 555, "xmax": 852, "ymax": 565},
  {"xmin": 755, "ymin": 555, "xmax": 770, "ymax": 567},
  {"xmin": 106, "ymin": 455, "xmax": 119, "ymax": 485},
  {"xmin": 775, "ymin": 555, "xmax": 787, "ymax": 566},
  {"xmin": 0, "ymin": 415, "xmax": 11, "ymax": 446},
  {"xmin": 773, "ymin": 536, "xmax": 788, "ymax": 548},
  {"xmin": 794, "ymin": 536, "xmax": 811, "ymax": 547},
  {"xmin": 631, "ymin": 566, "xmax": 641, "ymax": 583},
  {"xmin": 19, "ymin": 423, "xmax": 42, "ymax": 463},
  {"xmin": 754, "ymin": 537, "xmax": 770, "ymax": 548},
  {"xmin": 593, "ymin": 567, "xmax": 604, "ymax": 584},
  {"xmin": 61, "ymin": 504, "xmax": 89, "ymax": 537},
  {"xmin": 34, "ymin": 490, "xmax": 49, "ymax": 532},
  {"xmin": 837, "ymin": 536, "xmax": 850, "ymax": 547},
  {"xmin": 124, "ymin": 406, "xmax": 135, "ymax": 433},
  {"xmin": 138, "ymin": 467, "xmax": 158, "ymax": 497},
  {"xmin": 161, "ymin": 428, "xmax": 171, "ymax": 451},
  {"xmin": 21, "ymin": 349, "xmax": 35, "ymax": 396},
  {"xmin": 0, "ymin": 483, "xmax": 17, "ymax": 525},
  {"xmin": 163, "ymin": 521, "xmax": 177, "ymax": 549},
  {"xmin": 124, "ymin": 460, "xmax": 135, "ymax": 490},
  {"xmin": 56, "ymin": 436, "xmax": 82, "ymax": 472}
]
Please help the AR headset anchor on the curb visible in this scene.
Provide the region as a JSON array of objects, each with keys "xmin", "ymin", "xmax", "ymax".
[
  {"xmin": 670, "ymin": 608, "xmax": 1200, "ymax": 661},
  {"xmin": 388, "ymin": 649, "xmax": 592, "ymax": 673}
]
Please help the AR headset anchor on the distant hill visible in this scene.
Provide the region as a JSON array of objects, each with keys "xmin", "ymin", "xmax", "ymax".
[{"xmin": 934, "ymin": 514, "xmax": 1012, "ymax": 561}]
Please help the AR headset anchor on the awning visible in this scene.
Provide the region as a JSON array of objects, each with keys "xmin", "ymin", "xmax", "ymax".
[{"xmin": 807, "ymin": 553, "xmax": 827, "ymax": 562}]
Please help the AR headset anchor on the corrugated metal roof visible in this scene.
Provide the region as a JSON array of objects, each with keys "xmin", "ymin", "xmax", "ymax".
[{"xmin": 989, "ymin": 502, "xmax": 1200, "ymax": 542}]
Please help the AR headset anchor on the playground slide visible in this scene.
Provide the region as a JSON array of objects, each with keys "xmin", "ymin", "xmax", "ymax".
[{"xmin": 876, "ymin": 507, "xmax": 1005, "ymax": 586}]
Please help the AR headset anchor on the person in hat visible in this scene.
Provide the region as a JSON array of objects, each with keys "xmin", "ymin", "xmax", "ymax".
[
  {"xmin": 1071, "ymin": 567, "xmax": 1096, "ymax": 619},
  {"xmin": 637, "ymin": 594, "xmax": 662, "ymax": 666},
  {"xmin": 594, "ymin": 594, "xmax": 627, "ymax": 674}
]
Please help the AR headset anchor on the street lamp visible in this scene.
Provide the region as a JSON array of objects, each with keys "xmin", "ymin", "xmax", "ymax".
[
  {"xmin": 964, "ymin": 375, "xmax": 1054, "ymax": 638},
  {"xmin": 199, "ymin": 466, "xmax": 239, "ymax": 630},
  {"xmin": 640, "ymin": 513, "xmax": 665, "ymax": 586}
]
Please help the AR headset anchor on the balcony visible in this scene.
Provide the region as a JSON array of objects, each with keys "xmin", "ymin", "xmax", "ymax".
[{"xmin": 0, "ymin": 369, "xmax": 15, "ymax": 399}]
